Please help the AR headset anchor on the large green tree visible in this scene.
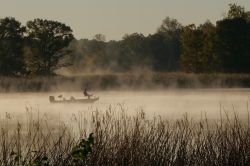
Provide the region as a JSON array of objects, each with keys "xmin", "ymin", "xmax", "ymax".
[
  {"xmin": 26, "ymin": 19, "xmax": 74, "ymax": 75},
  {"xmin": 0, "ymin": 17, "xmax": 26, "ymax": 75}
]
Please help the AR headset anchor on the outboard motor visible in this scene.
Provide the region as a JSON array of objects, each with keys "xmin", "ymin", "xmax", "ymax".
[{"xmin": 49, "ymin": 96, "xmax": 55, "ymax": 103}]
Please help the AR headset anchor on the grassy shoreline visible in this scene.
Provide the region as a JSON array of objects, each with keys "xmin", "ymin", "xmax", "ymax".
[
  {"xmin": 1, "ymin": 73, "xmax": 250, "ymax": 92},
  {"xmin": 0, "ymin": 106, "xmax": 250, "ymax": 165}
]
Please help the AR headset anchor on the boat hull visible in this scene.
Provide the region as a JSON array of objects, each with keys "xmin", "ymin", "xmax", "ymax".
[{"xmin": 49, "ymin": 96, "xmax": 99, "ymax": 104}]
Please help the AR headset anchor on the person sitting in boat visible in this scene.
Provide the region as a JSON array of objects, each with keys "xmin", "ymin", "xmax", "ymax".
[{"xmin": 83, "ymin": 88, "xmax": 93, "ymax": 99}]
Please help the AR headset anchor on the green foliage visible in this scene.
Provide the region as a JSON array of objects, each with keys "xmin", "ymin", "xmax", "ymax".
[
  {"xmin": 246, "ymin": 11, "xmax": 250, "ymax": 21},
  {"xmin": 216, "ymin": 17, "xmax": 250, "ymax": 73},
  {"xmin": 227, "ymin": 3, "xmax": 246, "ymax": 19},
  {"xmin": 154, "ymin": 17, "xmax": 182, "ymax": 71},
  {"xmin": 71, "ymin": 133, "xmax": 94, "ymax": 164},
  {"xmin": 93, "ymin": 34, "xmax": 106, "ymax": 42},
  {"xmin": 66, "ymin": 39, "xmax": 108, "ymax": 72},
  {"xmin": 0, "ymin": 3, "xmax": 250, "ymax": 76},
  {"xmin": 67, "ymin": 18, "xmax": 183, "ymax": 73},
  {"xmin": 180, "ymin": 22, "xmax": 218, "ymax": 73},
  {"xmin": 147, "ymin": 33, "xmax": 169, "ymax": 70},
  {"xmin": 25, "ymin": 19, "xmax": 74, "ymax": 75},
  {"xmin": 181, "ymin": 3, "xmax": 250, "ymax": 73},
  {"xmin": 120, "ymin": 33, "xmax": 151, "ymax": 71},
  {"xmin": 0, "ymin": 17, "xmax": 26, "ymax": 75},
  {"xmin": 158, "ymin": 17, "xmax": 182, "ymax": 33}
]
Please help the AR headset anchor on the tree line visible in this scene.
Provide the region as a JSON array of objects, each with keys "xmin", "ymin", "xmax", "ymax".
[
  {"xmin": 0, "ymin": 18, "xmax": 73, "ymax": 75},
  {"xmin": 0, "ymin": 4, "xmax": 249, "ymax": 76}
]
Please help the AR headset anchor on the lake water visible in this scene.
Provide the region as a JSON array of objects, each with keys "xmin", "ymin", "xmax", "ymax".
[{"xmin": 0, "ymin": 89, "xmax": 250, "ymax": 123}]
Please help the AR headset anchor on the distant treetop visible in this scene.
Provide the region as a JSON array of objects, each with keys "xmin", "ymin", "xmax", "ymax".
[{"xmin": 227, "ymin": 3, "xmax": 246, "ymax": 19}]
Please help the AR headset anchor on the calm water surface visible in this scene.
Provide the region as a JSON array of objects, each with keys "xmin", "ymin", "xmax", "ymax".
[{"xmin": 0, "ymin": 89, "xmax": 250, "ymax": 122}]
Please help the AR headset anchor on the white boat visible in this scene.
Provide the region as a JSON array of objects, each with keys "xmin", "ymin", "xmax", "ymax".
[{"xmin": 49, "ymin": 96, "xmax": 99, "ymax": 104}]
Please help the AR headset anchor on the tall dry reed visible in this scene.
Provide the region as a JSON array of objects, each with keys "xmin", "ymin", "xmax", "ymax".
[{"xmin": 0, "ymin": 105, "xmax": 250, "ymax": 165}]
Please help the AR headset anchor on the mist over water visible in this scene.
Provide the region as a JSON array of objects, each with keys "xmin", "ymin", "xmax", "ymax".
[{"xmin": 0, "ymin": 89, "xmax": 250, "ymax": 123}]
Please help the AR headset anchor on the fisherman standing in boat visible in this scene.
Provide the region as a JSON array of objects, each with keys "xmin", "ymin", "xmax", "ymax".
[{"xmin": 83, "ymin": 88, "xmax": 93, "ymax": 99}]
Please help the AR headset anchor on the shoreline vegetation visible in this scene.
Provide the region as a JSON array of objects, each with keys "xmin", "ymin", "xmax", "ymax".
[
  {"xmin": 0, "ymin": 106, "xmax": 250, "ymax": 165},
  {"xmin": 1, "ymin": 73, "xmax": 250, "ymax": 92}
]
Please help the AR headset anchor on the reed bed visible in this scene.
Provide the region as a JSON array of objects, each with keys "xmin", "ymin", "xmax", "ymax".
[{"xmin": 0, "ymin": 106, "xmax": 250, "ymax": 165}]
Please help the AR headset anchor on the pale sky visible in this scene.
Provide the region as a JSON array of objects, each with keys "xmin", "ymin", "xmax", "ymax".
[{"xmin": 0, "ymin": 0, "xmax": 249, "ymax": 40}]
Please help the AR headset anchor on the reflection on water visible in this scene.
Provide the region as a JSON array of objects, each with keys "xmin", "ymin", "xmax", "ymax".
[{"xmin": 0, "ymin": 89, "xmax": 250, "ymax": 122}]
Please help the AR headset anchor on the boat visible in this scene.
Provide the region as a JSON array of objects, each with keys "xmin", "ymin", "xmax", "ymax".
[{"xmin": 49, "ymin": 96, "xmax": 99, "ymax": 104}]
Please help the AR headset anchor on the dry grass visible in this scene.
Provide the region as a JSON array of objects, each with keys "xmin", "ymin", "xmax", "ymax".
[
  {"xmin": 0, "ymin": 105, "xmax": 250, "ymax": 165},
  {"xmin": 0, "ymin": 110, "xmax": 77, "ymax": 165}
]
